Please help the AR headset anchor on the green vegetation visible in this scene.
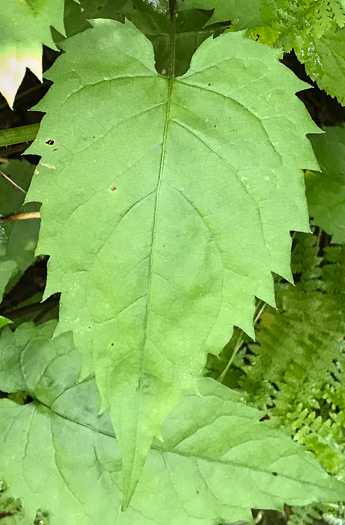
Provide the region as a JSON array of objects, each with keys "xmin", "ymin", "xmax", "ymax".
[{"xmin": 1, "ymin": 1, "xmax": 345, "ymax": 523}]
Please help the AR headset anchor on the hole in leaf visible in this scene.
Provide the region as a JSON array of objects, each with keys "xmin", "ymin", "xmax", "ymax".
[{"xmin": 45, "ymin": 139, "xmax": 55, "ymax": 146}]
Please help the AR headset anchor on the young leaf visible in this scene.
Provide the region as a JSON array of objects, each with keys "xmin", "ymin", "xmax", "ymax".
[
  {"xmin": 27, "ymin": 19, "xmax": 319, "ymax": 504},
  {"xmin": 0, "ymin": 322, "xmax": 344, "ymax": 524},
  {"xmin": 0, "ymin": 315, "xmax": 10, "ymax": 328},
  {"xmin": 0, "ymin": 0, "xmax": 67, "ymax": 108},
  {"xmin": 306, "ymin": 124, "xmax": 345, "ymax": 243}
]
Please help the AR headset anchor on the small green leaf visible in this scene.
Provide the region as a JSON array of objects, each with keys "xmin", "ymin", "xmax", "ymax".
[
  {"xmin": 0, "ymin": 315, "xmax": 10, "ymax": 328},
  {"xmin": 306, "ymin": 125, "xmax": 345, "ymax": 243},
  {"xmin": 0, "ymin": 322, "xmax": 344, "ymax": 524}
]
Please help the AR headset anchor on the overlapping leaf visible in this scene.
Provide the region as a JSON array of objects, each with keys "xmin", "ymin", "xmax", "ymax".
[
  {"xmin": 306, "ymin": 124, "xmax": 345, "ymax": 242},
  {"xmin": 0, "ymin": 0, "xmax": 66, "ymax": 107},
  {"xmin": 27, "ymin": 19, "xmax": 319, "ymax": 503},
  {"xmin": 0, "ymin": 322, "xmax": 344, "ymax": 524}
]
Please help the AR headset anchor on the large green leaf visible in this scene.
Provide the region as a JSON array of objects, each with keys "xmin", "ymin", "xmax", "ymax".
[
  {"xmin": 0, "ymin": 0, "xmax": 66, "ymax": 107},
  {"xmin": 0, "ymin": 322, "xmax": 344, "ymax": 524},
  {"xmin": 306, "ymin": 125, "xmax": 345, "ymax": 243},
  {"xmin": 0, "ymin": 161, "xmax": 40, "ymax": 301},
  {"xmin": 27, "ymin": 19, "xmax": 319, "ymax": 504}
]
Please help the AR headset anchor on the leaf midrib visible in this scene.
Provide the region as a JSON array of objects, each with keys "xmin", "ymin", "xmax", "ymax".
[{"xmin": 137, "ymin": 0, "xmax": 177, "ymax": 387}]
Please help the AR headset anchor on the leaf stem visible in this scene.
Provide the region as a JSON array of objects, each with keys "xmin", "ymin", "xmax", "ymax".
[
  {"xmin": 0, "ymin": 211, "xmax": 40, "ymax": 224},
  {"xmin": 0, "ymin": 169, "xmax": 27, "ymax": 194},
  {"xmin": 217, "ymin": 332, "xmax": 243, "ymax": 383},
  {"xmin": 217, "ymin": 300, "xmax": 267, "ymax": 383},
  {"xmin": 0, "ymin": 123, "xmax": 39, "ymax": 148},
  {"xmin": 168, "ymin": 0, "xmax": 177, "ymax": 78},
  {"xmin": 254, "ymin": 300, "xmax": 266, "ymax": 324}
]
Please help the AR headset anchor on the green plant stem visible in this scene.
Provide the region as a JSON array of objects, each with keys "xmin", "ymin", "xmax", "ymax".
[
  {"xmin": 254, "ymin": 300, "xmax": 266, "ymax": 324},
  {"xmin": 217, "ymin": 300, "xmax": 267, "ymax": 383},
  {"xmin": 0, "ymin": 295, "xmax": 59, "ymax": 321},
  {"xmin": 0, "ymin": 212, "xmax": 40, "ymax": 224},
  {"xmin": 217, "ymin": 332, "xmax": 244, "ymax": 383},
  {"xmin": 168, "ymin": 0, "xmax": 177, "ymax": 78},
  {"xmin": 0, "ymin": 169, "xmax": 26, "ymax": 194},
  {"xmin": 0, "ymin": 124, "xmax": 39, "ymax": 148}
]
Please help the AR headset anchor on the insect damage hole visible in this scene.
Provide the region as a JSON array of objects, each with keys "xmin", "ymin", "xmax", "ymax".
[
  {"xmin": 110, "ymin": 186, "xmax": 117, "ymax": 192},
  {"xmin": 45, "ymin": 139, "xmax": 55, "ymax": 146}
]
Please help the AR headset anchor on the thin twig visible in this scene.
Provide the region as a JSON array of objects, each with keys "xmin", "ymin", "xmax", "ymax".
[
  {"xmin": 254, "ymin": 301, "xmax": 267, "ymax": 324},
  {"xmin": 217, "ymin": 300, "xmax": 267, "ymax": 383},
  {"xmin": 0, "ymin": 211, "xmax": 40, "ymax": 224},
  {"xmin": 316, "ymin": 226, "xmax": 323, "ymax": 249},
  {"xmin": 0, "ymin": 169, "xmax": 27, "ymax": 194},
  {"xmin": 217, "ymin": 332, "xmax": 244, "ymax": 383}
]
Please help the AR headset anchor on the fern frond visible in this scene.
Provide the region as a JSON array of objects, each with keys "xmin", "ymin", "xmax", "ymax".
[
  {"xmin": 245, "ymin": 0, "xmax": 345, "ymax": 102},
  {"xmin": 234, "ymin": 232, "xmax": 345, "ymax": 523},
  {"xmin": 289, "ymin": 503, "xmax": 323, "ymax": 525},
  {"xmin": 269, "ymin": 0, "xmax": 345, "ymax": 49},
  {"xmin": 239, "ymin": 233, "xmax": 345, "ymax": 475}
]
